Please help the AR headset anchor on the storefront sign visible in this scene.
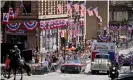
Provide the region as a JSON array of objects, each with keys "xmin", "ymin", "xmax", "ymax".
[{"xmin": 6, "ymin": 29, "xmax": 27, "ymax": 35}]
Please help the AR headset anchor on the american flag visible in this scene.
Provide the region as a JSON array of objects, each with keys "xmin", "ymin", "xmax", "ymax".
[
  {"xmin": 74, "ymin": 3, "xmax": 79, "ymax": 12},
  {"xmin": 66, "ymin": 2, "xmax": 72, "ymax": 16},
  {"xmin": 93, "ymin": 7, "xmax": 98, "ymax": 17},
  {"xmin": 14, "ymin": 2, "xmax": 23, "ymax": 18},
  {"xmin": 80, "ymin": 2, "xmax": 86, "ymax": 17},
  {"xmin": 87, "ymin": 7, "xmax": 93, "ymax": 16},
  {"xmin": 57, "ymin": 4, "xmax": 62, "ymax": 14}
]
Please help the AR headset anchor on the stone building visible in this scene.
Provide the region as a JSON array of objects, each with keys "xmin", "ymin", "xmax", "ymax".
[{"xmin": 85, "ymin": 1, "xmax": 108, "ymax": 40}]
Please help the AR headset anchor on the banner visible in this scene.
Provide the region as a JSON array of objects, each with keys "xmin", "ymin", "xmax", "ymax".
[
  {"xmin": 98, "ymin": 35, "xmax": 110, "ymax": 41},
  {"xmin": 7, "ymin": 23, "xmax": 21, "ymax": 31},
  {"xmin": 92, "ymin": 42, "xmax": 115, "ymax": 52},
  {"xmin": 109, "ymin": 25, "xmax": 118, "ymax": 31},
  {"xmin": 2, "ymin": 13, "xmax": 9, "ymax": 24},
  {"xmin": 23, "ymin": 21, "xmax": 38, "ymax": 31}
]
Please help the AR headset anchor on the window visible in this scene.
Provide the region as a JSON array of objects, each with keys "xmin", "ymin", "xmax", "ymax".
[
  {"xmin": 2, "ymin": 1, "xmax": 15, "ymax": 13},
  {"xmin": 95, "ymin": 54, "xmax": 109, "ymax": 59},
  {"xmin": 23, "ymin": 1, "xmax": 31, "ymax": 14}
]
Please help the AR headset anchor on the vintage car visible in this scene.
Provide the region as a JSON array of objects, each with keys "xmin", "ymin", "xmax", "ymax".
[
  {"xmin": 60, "ymin": 59, "xmax": 83, "ymax": 73},
  {"xmin": 90, "ymin": 53, "xmax": 111, "ymax": 74}
]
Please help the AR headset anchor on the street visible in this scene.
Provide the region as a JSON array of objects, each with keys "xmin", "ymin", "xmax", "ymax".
[{"xmin": 1, "ymin": 66, "xmax": 132, "ymax": 80}]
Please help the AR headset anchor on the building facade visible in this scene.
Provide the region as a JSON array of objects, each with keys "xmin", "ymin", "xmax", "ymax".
[
  {"xmin": 86, "ymin": 1, "xmax": 108, "ymax": 40},
  {"xmin": 1, "ymin": 1, "xmax": 85, "ymax": 52},
  {"xmin": 1, "ymin": 1, "xmax": 68, "ymax": 51}
]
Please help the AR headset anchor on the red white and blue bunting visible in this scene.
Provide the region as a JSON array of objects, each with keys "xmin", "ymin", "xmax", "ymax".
[
  {"xmin": 7, "ymin": 23, "xmax": 20, "ymax": 31},
  {"xmin": 109, "ymin": 25, "xmax": 118, "ymax": 31},
  {"xmin": 24, "ymin": 21, "xmax": 38, "ymax": 31},
  {"xmin": 2, "ymin": 13, "xmax": 9, "ymax": 24},
  {"xmin": 98, "ymin": 35, "xmax": 110, "ymax": 41},
  {"xmin": 121, "ymin": 25, "xmax": 127, "ymax": 30}
]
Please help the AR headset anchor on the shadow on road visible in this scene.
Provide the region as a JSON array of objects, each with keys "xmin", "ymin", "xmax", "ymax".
[{"xmin": 117, "ymin": 76, "xmax": 133, "ymax": 80}]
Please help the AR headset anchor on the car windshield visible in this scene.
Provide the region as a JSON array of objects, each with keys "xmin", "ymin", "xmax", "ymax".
[
  {"xmin": 95, "ymin": 54, "xmax": 109, "ymax": 59},
  {"xmin": 67, "ymin": 59, "xmax": 80, "ymax": 63}
]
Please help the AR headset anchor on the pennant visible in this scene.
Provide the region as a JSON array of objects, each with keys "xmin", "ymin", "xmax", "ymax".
[
  {"xmin": 93, "ymin": 7, "xmax": 98, "ymax": 17},
  {"xmin": 24, "ymin": 21, "xmax": 38, "ymax": 31},
  {"xmin": 57, "ymin": 4, "xmax": 63, "ymax": 14},
  {"xmin": 80, "ymin": 2, "xmax": 86, "ymax": 17},
  {"xmin": 109, "ymin": 25, "xmax": 118, "ymax": 31},
  {"xmin": 7, "ymin": 23, "xmax": 21, "ymax": 31},
  {"xmin": 2, "ymin": 13, "xmax": 9, "ymax": 24},
  {"xmin": 98, "ymin": 35, "xmax": 109, "ymax": 41},
  {"xmin": 121, "ymin": 25, "xmax": 127, "ymax": 30},
  {"xmin": 8, "ymin": 7, "xmax": 14, "ymax": 19},
  {"xmin": 74, "ymin": 3, "xmax": 79, "ymax": 12},
  {"xmin": 87, "ymin": 7, "xmax": 93, "ymax": 16}
]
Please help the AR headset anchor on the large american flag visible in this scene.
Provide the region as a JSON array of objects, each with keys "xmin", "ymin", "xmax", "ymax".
[
  {"xmin": 57, "ymin": 4, "xmax": 62, "ymax": 14},
  {"xmin": 87, "ymin": 7, "xmax": 93, "ymax": 16},
  {"xmin": 14, "ymin": 2, "xmax": 23, "ymax": 18},
  {"xmin": 93, "ymin": 7, "xmax": 98, "ymax": 17},
  {"xmin": 80, "ymin": 2, "xmax": 86, "ymax": 17},
  {"xmin": 66, "ymin": 2, "xmax": 72, "ymax": 16},
  {"xmin": 74, "ymin": 3, "xmax": 79, "ymax": 12}
]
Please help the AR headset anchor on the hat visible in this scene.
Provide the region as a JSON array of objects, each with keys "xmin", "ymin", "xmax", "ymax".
[{"xmin": 14, "ymin": 45, "xmax": 18, "ymax": 48}]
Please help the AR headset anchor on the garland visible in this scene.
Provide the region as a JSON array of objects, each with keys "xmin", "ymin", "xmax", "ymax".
[
  {"xmin": 40, "ymin": 21, "xmax": 47, "ymax": 30},
  {"xmin": 24, "ymin": 21, "xmax": 38, "ymax": 31},
  {"xmin": 109, "ymin": 25, "xmax": 118, "ymax": 31},
  {"xmin": 98, "ymin": 35, "xmax": 110, "ymax": 41},
  {"xmin": 7, "ymin": 23, "xmax": 20, "ymax": 31}
]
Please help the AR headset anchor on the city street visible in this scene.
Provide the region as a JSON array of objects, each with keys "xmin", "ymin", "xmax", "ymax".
[{"xmin": 1, "ymin": 66, "xmax": 132, "ymax": 80}]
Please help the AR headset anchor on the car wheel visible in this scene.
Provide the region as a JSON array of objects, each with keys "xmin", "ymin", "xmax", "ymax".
[{"xmin": 61, "ymin": 70, "xmax": 65, "ymax": 73}]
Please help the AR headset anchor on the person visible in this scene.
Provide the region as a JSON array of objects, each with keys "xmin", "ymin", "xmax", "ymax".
[
  {"xmin": 4, "ymin": 54, "xmax": 10, "ymax": 70},
  {"xmin": 109, "ymin": 60, "xmax": 119, "ymax": 77},
  {"xmin": 42, "ymin": 59, "xmax": 49, "ymax": 67},
  {"xmin": 13, "ymin": 45, "xmax": 21, "ymax": 59}
]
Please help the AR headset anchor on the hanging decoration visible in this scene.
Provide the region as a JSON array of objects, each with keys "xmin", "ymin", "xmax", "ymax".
[
  {"xmin": 49, "ymin": 21, "xmax": 54, "ymax": 29},
  {"xmin": 40, "ymin": 21, "xmax": 47, "ymax": 30},
  {"xmin": 2, "ymin": 13, "xmax": 9, "ymax": 24},
  {"xmin": 109, "ymin": 25, "xmax": 118, "ymax": 31},
  {"xmin": 8, "ymin": 7, "xmax": 14, "ymax": 19},
  {"xmin": 24, "ymin": 21, "xmax": 38, "ymax": 31},
  {"xmin": 98, "ymin": 35, "xmax": 110, "ymax": 41},
  {"xmin": 80, "ymin": 20, "xmax": 84, "ymax": 27},
  {"xmin": 7, "ymin": 23, "xmax": 21, "ymax": 31},
  {"xmin": 121, "ymin": 25, "xmax": 127, "ymax": 30}
]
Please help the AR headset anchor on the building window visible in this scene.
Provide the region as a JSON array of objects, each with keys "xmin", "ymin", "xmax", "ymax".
[
  {"xmin": 23, "ymin": 1, "xmax": 31, "ymax": 15},
  {"xmin": 2, "ymin": 1, "xmax": 15, "ymax": 13}
]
